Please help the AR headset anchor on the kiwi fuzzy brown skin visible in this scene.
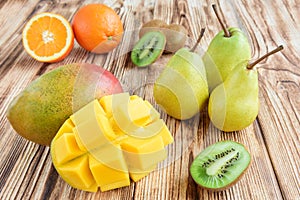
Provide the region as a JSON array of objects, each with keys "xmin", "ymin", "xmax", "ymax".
[
  {"xmin": 139, "ymin": 19, "xmax": 167, "ymax": 38},
  {"xmin": 190, "ymin": 140, "xmax": 252, "ymax": 191},
  {"xmin": 139, "ymin": 19, "xmax": 188, "ymax": 53},
  {"xmin": 163, "ymin": 24, "xmax": 188, "ymax": 53}
]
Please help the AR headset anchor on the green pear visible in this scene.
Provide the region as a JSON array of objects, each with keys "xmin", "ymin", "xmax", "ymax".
[
  {"xmin": 154, "ymin": 29, "xmax": 209, "ymax": 120},
  {"xmin": 208, "ymin": 46, "xmax": 283, "ymax": 132},
  {"xmin": 203, "ymin": 4, "xmax": 251, "ymax": 92}
]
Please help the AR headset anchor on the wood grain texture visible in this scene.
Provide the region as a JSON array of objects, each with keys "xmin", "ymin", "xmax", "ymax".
[{"xmin": 0, "ymin": 0, "xmax": 299, "ymax": 199}]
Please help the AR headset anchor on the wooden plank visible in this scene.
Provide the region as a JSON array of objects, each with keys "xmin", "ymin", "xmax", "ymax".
[
  {"xmin": 0, "ymin": 0, "xmax": 299, "ymax": 199},
  {"xmin": 228, "ymin": 0, "xmax": 300, "ymax": 199}
]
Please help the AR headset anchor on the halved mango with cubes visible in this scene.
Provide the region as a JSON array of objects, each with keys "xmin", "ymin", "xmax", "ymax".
[{"xmin": 50, "ymin": 93, "xmax": 173, "ymax": 192}]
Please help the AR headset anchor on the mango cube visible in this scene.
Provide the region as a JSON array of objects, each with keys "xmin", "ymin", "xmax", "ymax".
[
  {"xmin": 121, "ymin": 136, "xmax": 167, "ymax": 171},
  {"xmin": 99, "ymin": 93, "xmax": 130, "ymax": 118},
  {"xmin": 58, "ymin": 156, "xmax": 97, "ymax": 192},
  {"xmin": 73, "ymin": 113, "xmax": 117, "ymax": 151},
  {"xmin": 56, "ymin": 118, "xmax": 74, "ymax": 138},
  {"xmin": 89, "ymin": 154, "xmax": 130, "ymax": 192},
  {"xmin": 127, "ymin": 97, "xmax": 156, "ymax": 126},
  {"xmin": 53, "ymin": 132, "xmax": 84, "ymax": 165}
]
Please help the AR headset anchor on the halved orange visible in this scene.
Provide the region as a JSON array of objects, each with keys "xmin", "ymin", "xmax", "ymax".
[{"xmin": 22, "ymin": 12, "xmax": 74, "ymax": 63}]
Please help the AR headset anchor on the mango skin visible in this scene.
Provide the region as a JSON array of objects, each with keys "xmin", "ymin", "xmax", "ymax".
[{"xmin": 6, "ymin": 63, "xmax": 123, "ymax": 146}]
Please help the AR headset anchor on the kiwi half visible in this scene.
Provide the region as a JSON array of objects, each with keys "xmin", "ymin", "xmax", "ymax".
[
  {"xmin": 190, "ymin": 140, "xmax": 251, "ymax": 191},
  {"xmin": 131, "ymin": 31, "xmax": 166, "ymax": 67}
]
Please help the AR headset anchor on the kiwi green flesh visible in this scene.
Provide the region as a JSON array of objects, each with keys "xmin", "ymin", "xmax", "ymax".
[
  {"xmin": 131, "ymin": 31, "xmax": 166, "ymax": 67},
  {"xmin": 190, "ymin": 141, "xmax": 251, "ymax": 190}
]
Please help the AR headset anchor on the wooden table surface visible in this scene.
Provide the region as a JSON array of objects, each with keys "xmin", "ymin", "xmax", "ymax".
[{"xmin": 0, "ymin": 0, "xmax": 299, "ymax": 199}]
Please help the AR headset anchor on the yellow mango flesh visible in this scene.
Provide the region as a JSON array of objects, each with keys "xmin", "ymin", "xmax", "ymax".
[{"xmin": 51, "ymin": 93, "xmax": 173, "ymax": 192}]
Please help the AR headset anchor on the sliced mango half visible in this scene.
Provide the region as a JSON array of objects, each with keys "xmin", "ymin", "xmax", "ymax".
[{"xmin": 51, "ymin": 93, "xmax": 173, "ymax": 192}]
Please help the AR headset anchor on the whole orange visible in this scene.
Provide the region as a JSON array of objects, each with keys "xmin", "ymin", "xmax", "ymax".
[{"xmin": 72, "ymin": 4, "xmax": 123, "ymax": 54}]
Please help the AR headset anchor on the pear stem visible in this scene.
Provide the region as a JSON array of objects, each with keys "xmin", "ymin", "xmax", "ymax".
[
  {"xmin": 212, "ymin": 4, "xmax": 231, "ymax": 37},
  {"xmin": 191, "ymin": 28, "xmax": 205, "ymax": 52},
  {"xmin": 247, "ymin": 45, "xmax": 284, "ymax": 69}
]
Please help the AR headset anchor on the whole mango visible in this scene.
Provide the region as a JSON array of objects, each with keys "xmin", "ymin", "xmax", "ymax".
[{"xmin": 7, "ymin": 63, "xmax": 123, "ymax": 146}]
